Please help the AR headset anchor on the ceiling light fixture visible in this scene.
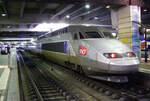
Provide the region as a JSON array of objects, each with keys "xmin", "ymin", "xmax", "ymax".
[
  {"xmin": 85, "ymin": 4, "xmax": 90, "ymax": 9},
  {"xmin": 66, "ymin": 15, "xmax": 70, "ymax": 19},
  {"xmin": 2, "ymin": 13, "xmax": 6, "ymax": 16},
  {"xmin": 106, "ymin": 5, "xmax": 110, "ymax": 9},
  {"xmin": 32, "ymin": 23, "xmax": 69, "ymax": 31}
]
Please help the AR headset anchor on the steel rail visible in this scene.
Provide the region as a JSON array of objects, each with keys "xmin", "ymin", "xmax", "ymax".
[{"xmin": 18, "ymin": 52, "xmax": 44, "ymax": 101}]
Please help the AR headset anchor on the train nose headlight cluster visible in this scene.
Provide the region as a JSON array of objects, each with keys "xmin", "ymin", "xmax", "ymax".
[
  {"xmin": 103, "ymin": 53, "xmax": 122, "ymax": 58},
  {"xmin": 110, "ymin": 53, "xmax": 117, "ymax": 58},
  {"xmin": 103, "ymin": 52, "xmax": 136, "ymax": 59},
  {"xmin": 126, "ymin": 52, "xmax": 136, "ymax": 57}
]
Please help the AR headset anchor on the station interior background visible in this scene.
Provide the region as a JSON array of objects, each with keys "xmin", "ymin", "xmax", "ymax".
[{"xmin": 0, "ymin": 0, "xmax": 150, "ymax": 61}]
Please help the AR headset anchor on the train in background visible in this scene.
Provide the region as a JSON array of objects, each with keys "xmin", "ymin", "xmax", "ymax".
[{"xmin": 26, "ymin": 25, "xmax": 140, "ymax": 83}]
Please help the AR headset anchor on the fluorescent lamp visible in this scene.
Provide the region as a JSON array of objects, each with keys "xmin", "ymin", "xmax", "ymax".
[
  {"xmin": 66, "ymin": 15, "xmax": 70, "ymax": 19},
  {"xmin": 106, "ymin": 5, "xmax": 110, "ymax": 9},
  {"xmin": 32, "ymin": 23, "xmax": 69, "ymax": 31},
  {"xmin": 85, "ymin": 4, "xmax": 90, "ymax": 9}
]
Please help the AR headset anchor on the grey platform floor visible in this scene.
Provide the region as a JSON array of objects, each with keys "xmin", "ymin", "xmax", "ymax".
[
  {"xmin": 0, "ymin": 48, "xmax": 20, "ymax": 101},
  {"xmin": 0, "ymin": 69, "xmax": 4, "ymax": 77},
  {"xmin": 0, "ymin": 54, "xmax": 8, "ymax": 66}
]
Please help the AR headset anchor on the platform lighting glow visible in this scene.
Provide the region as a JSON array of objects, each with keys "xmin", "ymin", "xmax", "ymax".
[
  {"xmin": 85, "ymin": 4, "xmax": 90, "ymax": 9},
  {"xmin": 32, "ymin": 23, "xmax": 69, "ymax": 31},
  {"xmin": 1, "ymin": 13, "xmax": 6, "ymax": 16},
  {"xmin": 106, "ymin": 5, "xmax": 110, "ymax": 9},
  {"xmin": 66, "ymin": 15, "xmax": 70, "ymax": 19}
]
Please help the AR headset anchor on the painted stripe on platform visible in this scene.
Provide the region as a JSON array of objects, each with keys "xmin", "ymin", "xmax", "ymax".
[
  {"xmin": 0, "ymin": 68, "xmax": 10, "ymax": 101},
  {"xmin": 0, "ymin": 65, "xmax": 8, "ymax": 68}
]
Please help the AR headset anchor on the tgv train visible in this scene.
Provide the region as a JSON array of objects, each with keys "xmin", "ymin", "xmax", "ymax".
[{"xmin": 28, "ymin": 25, "xmax": 140, "ymax": 82}]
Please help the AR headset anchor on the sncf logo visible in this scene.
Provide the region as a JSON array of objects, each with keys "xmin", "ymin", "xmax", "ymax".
[{"xmin": 78, "ymin": 46, "xmax": 87, "ymax": 56}]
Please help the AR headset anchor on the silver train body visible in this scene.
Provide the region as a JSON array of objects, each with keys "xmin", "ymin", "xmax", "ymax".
[{"xmin": 29, "ymin": 25, "xmax": 140, "ymax": 82}]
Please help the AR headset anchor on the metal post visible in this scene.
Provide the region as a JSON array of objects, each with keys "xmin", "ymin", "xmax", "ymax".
[
  {"xmin": 144, "ymin": 28, "xmax": 148, "ymax": 62},
  {"xmin": 8, "ymin": 53, "xmax": 10, "ymax": 68}
]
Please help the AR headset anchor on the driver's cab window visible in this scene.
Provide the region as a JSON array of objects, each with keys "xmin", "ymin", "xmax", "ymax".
[
  {"xmin": 79, "ymin": 32, "xmax": 84, "ymax": 39},
  {"xmin": 74, "ymin": 33, "xmax": 78, "ymax": 40}
]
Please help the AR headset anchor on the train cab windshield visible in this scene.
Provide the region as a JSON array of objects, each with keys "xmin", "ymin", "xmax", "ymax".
[
  {"xmin": 78, "ymin": 31, "xmax": 116, "ymax": 39},
  {"xmin": 85, "ymin": 32, "xmax": 102, "ymax": 38}
]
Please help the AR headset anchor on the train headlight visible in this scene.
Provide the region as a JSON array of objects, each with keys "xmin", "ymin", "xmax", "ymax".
[
  {"xmin": 110, "ymin": 53, "xmax": 117, "ymax": 58},
  {"xmin": 103, "ymin": 53, "xmax": 122, "ymax": 59},
  {"xmin": 126, "ymin": 52, "xmax": 136, "ymax": 57}
]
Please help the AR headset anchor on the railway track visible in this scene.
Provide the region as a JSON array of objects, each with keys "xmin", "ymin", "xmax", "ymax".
[
  {"xmin": 27, "ymin": 67, "xmax": 75, "ymax": 101},
  {"xmin": 17, "ymin": 52, "xmax": 77, "ymax": 101},
  {"xmin": 19, "ymin": 50, "xmax": 150, "ymax": 101},
  {"xmin": 18, "ymin": 50, "xmax": 121, "ymax": 101}
]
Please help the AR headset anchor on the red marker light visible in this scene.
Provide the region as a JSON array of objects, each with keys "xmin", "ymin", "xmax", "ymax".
[
  {"xmin": 110, "ymin": 53, "xmax": 117, "ymax": 58},
  {"xmin": 127, "ymin": 52, "xmax": 132, "ymax": 57}
]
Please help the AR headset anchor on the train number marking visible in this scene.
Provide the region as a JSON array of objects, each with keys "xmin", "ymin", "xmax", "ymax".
[{"xmin": 78, "ymin": 46, "xmax": 87, "ymax": 56}]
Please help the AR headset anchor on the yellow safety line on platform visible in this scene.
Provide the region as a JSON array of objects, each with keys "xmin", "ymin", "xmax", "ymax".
[{"xmin": 0, "ymin": 68, "xmax": 10, "ymax": 101}]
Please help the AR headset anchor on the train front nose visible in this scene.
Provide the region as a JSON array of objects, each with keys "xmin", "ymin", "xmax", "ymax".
[
  {"xmin": 85, "ymin": 39, "xmax": 140, "ymax": 74},
  {"xmin": 108, "ymin": 58, "xmax": 140, "ymax": 74}
]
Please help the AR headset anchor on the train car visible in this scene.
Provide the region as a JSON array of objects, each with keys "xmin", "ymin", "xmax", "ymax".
[{"xmin": 29, "ymin": 25, "xmax": 140, "ymax": 82}]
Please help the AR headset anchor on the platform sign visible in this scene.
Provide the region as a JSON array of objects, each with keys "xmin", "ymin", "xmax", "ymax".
[
  {"xmin": 120, "ymin": 38, "xmax": 128, "ymax": 43},
  {"xmin": 130, "ymin": 5, "xmax": 141, "ymax": 58}
]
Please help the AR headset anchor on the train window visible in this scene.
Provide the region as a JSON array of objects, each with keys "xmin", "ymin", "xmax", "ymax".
[
  {"xmin": 85, "ymin": 32, "xmax": 102, "ymax": 38},
  {"xmin": 79, "ymin": 32, "xmax": 84, "ymax": 39},
  {"xmin": 74, "ymin": 33, "xmax": 78, "ymax": 40}
]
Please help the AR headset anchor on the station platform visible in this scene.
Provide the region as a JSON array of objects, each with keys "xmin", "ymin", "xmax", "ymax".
[
  {"xmin": 139, "ymin": 59, "xmax": 150, "ymax": 73},
  {"xmin": 0, "ymin": 48, "xmax": 20, "ymax": 101}
]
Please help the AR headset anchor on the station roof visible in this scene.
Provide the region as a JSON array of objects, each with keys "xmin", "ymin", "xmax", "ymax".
[{"xmin": 0, "ymin": 0, "xmax": 150, "ymax": 39}]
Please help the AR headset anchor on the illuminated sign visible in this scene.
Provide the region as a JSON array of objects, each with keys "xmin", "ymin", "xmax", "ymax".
[{"xmin": 130, "ymin": 5, "xmax": 141, "ymax": 54}]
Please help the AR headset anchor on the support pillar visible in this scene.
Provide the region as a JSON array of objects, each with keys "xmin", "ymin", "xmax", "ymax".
[
  {"xmin": 111, "ymin": 9, "xmax": 118, "ymax": 30},
  {"xmin": 118, "ymin": 5, "xmax": 141, "ymax": 58}
]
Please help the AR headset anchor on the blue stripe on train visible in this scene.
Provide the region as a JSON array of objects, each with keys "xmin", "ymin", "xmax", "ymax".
[{"xmin": 64, "ymin": 41, "xmax": 67, "ymax": 53}]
